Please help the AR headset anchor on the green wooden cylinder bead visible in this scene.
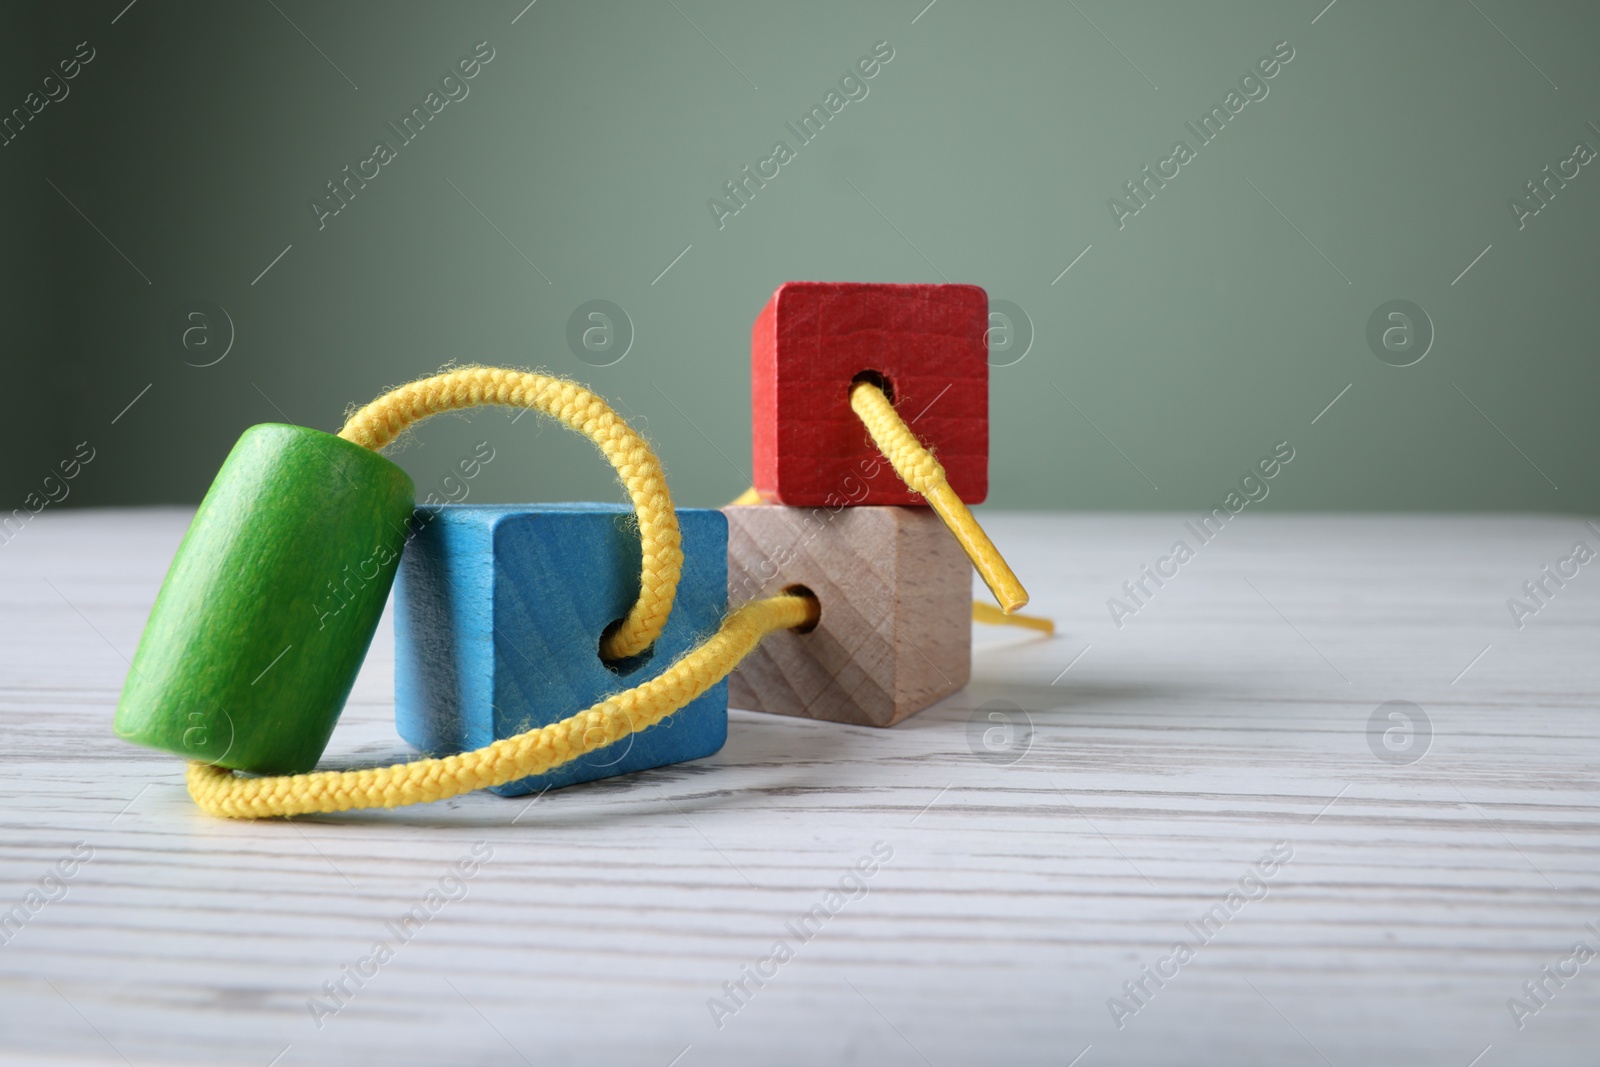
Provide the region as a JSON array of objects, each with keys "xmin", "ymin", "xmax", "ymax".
[{"xmin": 114, "ymin": 423, "xmax": 415, "ymax": 775}]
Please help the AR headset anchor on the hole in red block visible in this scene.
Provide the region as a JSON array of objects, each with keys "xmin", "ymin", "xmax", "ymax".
[
  {"xmin": 850, "ymin": 369, "xmax": 894, "ymax": 404},
  {"xmin": 782, "ymin": 583, "xmax": 821, "ymax": 634},
  {"xmin": 599, "ymin": 619, "xmax": 656, "ymax": 677}
]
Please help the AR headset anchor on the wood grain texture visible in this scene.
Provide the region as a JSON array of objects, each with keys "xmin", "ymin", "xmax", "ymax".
[
  {"xmin": 750, "ymin": 282, "xmax": 988, "ymax": 507},
  {"xmin": 394, "ymin": 503, "xmax": 728, "ymax": 796},
  {"xmin": 3, "ymin": 510, "xmax": 1599, "ymax": 1067},
  {"xmin": 725, "ymin": 505, "xmax": 971, "ymax": 727},
  {"xmin": 113, "ymin": 425, "xmax": 414, "ymax": 775}
]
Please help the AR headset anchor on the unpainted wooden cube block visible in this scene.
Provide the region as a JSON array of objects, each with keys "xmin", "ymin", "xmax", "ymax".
[
  {"xmin": 725, "ymin": 504, "xmax": 971, "ymax": 726},
  {"xmin": 750, "ymin": 281, "xmax": 990, "ymax": 508},
  {"xmin": 394, "ymin": 503, "xmax": 729, "ymax": 795}
]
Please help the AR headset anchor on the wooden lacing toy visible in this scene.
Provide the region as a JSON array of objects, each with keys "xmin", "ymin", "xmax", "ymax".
[
  {"xmin": 115, "ymin": 368, "xmax": 816, "ymax": 818},
  {"xmin": 113, "ymin": 283, "xmax": 1040, "ymax": 818}
]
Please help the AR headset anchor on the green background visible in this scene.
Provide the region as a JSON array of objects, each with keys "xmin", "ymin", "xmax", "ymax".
[{"xmin": 3, "ymin": 0, "xmax": 1596, "ymax": 513}]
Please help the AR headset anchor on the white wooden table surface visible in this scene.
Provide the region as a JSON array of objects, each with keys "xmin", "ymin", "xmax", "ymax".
[{"xmin": 2, "ymin": 509, "xmax": 1597, "ymax": 1066}]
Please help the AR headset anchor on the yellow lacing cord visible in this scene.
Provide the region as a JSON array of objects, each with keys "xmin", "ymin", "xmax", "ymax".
[
  {"xmin": 187, "ymin": 593, "xmax": 816, "ymax": 818},
  {"xmin": 729, "ymin": 490, "xmax": 1054, "ymax": 634},
  {"xmin": 338, "ymin": 366, "xmax": 678, "ymax": 661},
  {"xmin": 185, "ymin": 366, "xmax": 818, "ymax": 819},
  {"xmin": 971, "ymin": 601, "xmax": 1054, "ymax": 634},
  {"xmin": 731, "ymin": 382, "xmax": 1033, "ymax": 614},
  {"xmin": 848, "ymin": 381, "xmax": 1028, "ymax": 612}
]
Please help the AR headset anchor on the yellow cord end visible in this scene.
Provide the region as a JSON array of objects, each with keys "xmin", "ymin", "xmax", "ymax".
[
  {"xmin": 848, "ymin": 381, "xmax": 1032, "ymax": 614},
  {"xmin": 924, "ymin": 482, "xmax": 1029, "ymax": 612},
  {"xmin": 972, "ymin": 601, "xmax": 1054, "ymax": 634}
]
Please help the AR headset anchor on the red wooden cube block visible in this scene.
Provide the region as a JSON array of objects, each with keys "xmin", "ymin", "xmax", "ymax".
[{"xmin": 751, "ymin": 282, "xmax": 989, "ymax": 507}]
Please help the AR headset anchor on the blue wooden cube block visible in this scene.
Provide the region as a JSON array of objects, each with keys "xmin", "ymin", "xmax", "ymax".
[{"xmin": 394, "ymin": 503, "xmax": 728, "ymax": 796}]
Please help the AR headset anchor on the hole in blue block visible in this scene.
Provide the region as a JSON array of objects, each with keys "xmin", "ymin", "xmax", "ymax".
[{"xmin": 599, "ymin": 617, "xmax": 656, "ymax": 677}]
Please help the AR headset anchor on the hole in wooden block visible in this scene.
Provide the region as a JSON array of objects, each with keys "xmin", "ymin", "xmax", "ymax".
[
  {"xmin": 394, "ymin": 504, "xmax": 728, "ymax": 796},
  {"xmin": 849, "ymin": 368, "xmax": 894, "ymax": 403},
  {"xmin": 726, "ymin": 505, "xmax": 971, "ymax": 727},
  {"xmin": 751, "ymin": 282, "xmax": 989, "ymax": 507},
  {"xmin": 780, "ymin": 583, "xmax": 821, "ymax": 633},
  {"xmin": 598, "ymin": 618, "xmax": 655, "ymax": 677}
]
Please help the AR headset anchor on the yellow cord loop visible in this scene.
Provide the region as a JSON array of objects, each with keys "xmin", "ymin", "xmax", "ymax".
[
  {"xmin": 337, "ymin": 366, "xmax": 679, "ymax": 661},
  {"xmin": 184, "ymin": 366, "xmax": 817, "ymax": 819},
  {"xmin": 187, "ymin": 594, "xmax": 818, "ymax": 819},
  {"xmin": 182, "ymin": 368, "xmax": 1025, "ymax": 818},
  {"xmin": 849, "ymin": 381, "xmax": 1030, "ymax": 613}
]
